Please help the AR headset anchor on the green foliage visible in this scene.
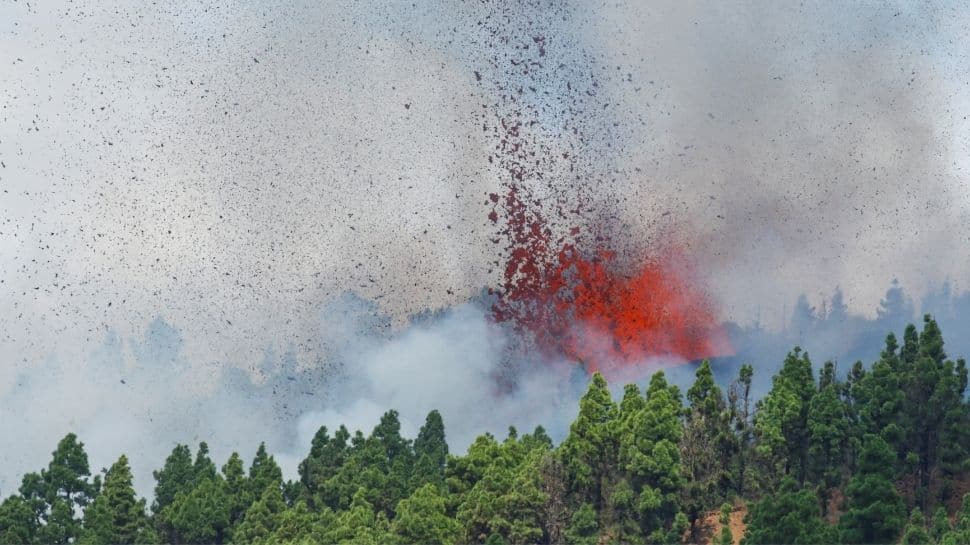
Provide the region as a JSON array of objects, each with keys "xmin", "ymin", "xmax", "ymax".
[
  {"xmin": 940, "ymin": 494, "xmax": 970, "ymax": 545},
  {"xmin": 35, "ymin": 497, "xmax": 76, "ymax": 545},
  {"xmin": 231, "ymin": 483, "xmax": 286, "ymax": 544},
  {"xmin": 807, "ymin": 380, "xmax": 848, "ymax": 514},
  {"xmin": 161, "ymin": 476, "xmax": 230, "ymax": 544},
  {"xmin": 564, "ymin": 503, "xmax": 597, "ymax": 545},
  {"xmin": 741, "ymin": 478, "xmax": 831, "ymax": 545},
  {"xmin": 713, "ymin": 503, "xmax": 733, "ymax": 545},
  {"xmin": 152, "ymin": 444, "xmax": 194, "ymax": 515},
  {"xmin": 41, "ymin": 433, "xmax": 98, "ymax": 507},
  {"xmin": 2, "ymin": 316, "xmax": 967, "ymax": 545},
  {"xmin": 316, "ymin": 411, "xmax": 416, "ymax": 519},
  {"xmin": 298, "ymin": 425, "xmax": 350, "ymax": 507},
  {"xmin": 268, "ymin": 500, "xmax": 333, "ymax": 544},
  {"xmin": 192, "ymin": 442, "xmax": 218, "ymax": 485},
  {"xmin": 154, "ymin": 442, "xmax": 235, "ymax": 544},
  {"xmin": 221, "ymin": 452, "xmax": 253, "ymax": 528},
  {"xmin": 391, "ymin": 483, "xmax": 460, "ymax": 545},
  {"xmin": 0, "ymin": 495, "xmax": 35, "ymax": 545},
  {"xmin": 560, "ymin": 372, "xmax": 616, "ymax": 509},
  {"xmin": 931, "ymin": 506, "xmax": 951, "ymax": 543},
  {"xmin": 410, "ymin": 417, "xmax": 449, "ymax": 495},
  {"xmin": 900, "ymin": 507, "xmax": 931, "ymax": 545},
  {"xmin": 321, "ymin": 488, "xmax": 390, "ymax": 545},
  {"xmin": 455, "ymin": 433, "xmax": 547, "ymax": 545},
  {"xmin": 248, "ymin": 443, "xmax": 283, "ymax": 499},
  {"xmin": 80, "ymin": 455, "xmax": 153, "ymax": 545},
  {"xmin": 754, "ymin": 348, "xmax": 815, "ymax": 485},
  {"xmin": 681, "ymin": 361, "xmax": 734, "ymax": 535},
  {"xmin": 413, "ymin": 410, "xmax": 449, "ymax": 487},
  {"xmin": 619, "ymin": 371, "xmax": 685, "ymax": 539},
  {"xmin": 838, "ymin": 434, "xmax": 906, "ymax": 544},
  {"xmin": 17, "ymin": 433, "xmax": 98, "ymax": 544}
]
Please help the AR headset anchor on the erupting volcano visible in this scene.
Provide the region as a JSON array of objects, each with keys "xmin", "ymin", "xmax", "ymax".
[
  {"xmin": 474, "ymin": 4, "xmax": 732, "ymax": 373},
  {"xmin": 488, "ymin": 183, "xmax": 732, "ymax": 374}
]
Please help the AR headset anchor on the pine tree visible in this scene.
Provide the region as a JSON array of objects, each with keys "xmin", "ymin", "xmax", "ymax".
[
  {"xmin": 537, "ymin": 451, "xmax": 568, "ymax": 545},
  {"xmin": 231, "ymin": 483, "xmax": 286, "ymax": 544},
  {"xmin": 838, "ymin": 434, "xmax": 906, "ymax": 544},
  {"xmin": 617, "ymin": 372, "xmax": 686, "ymax": 541},
  {"xmin": 714, "ymin": 503, "xmax": 733, "ymax": 545},
  {"xmin": 372, "ymin": 410, "xmax": 415, "ymax": 517},
  {"xmin": 882, "ymin": 316, "xmax": 970, "ymax": 509},
  {"xmin": 412, "ymin": 410, "xmax": 449, "ymax": 489},
  {"xmin": 852, "ymin": 338, "xmax": 904, "ymax": 447},
  {"xmin": 152, "ymin": 444, "xmax": 194, "ymax": 514},
  {"xmin": 248, "ymin": 443, "xmax": 283, "ymax": 498},
  {"xmin": 192, "ymin": 442, "xmax": 218, "ymax": 485},
  {"xmin": 455, "ymin": 439, "xmax": 546, "ymax": 545},
  {"xmin": 392, "ymin": 483, "xmax": 461, "ymax": 545},
  {"xmin": 930, "ymin": 506, "xmax": 951, "ymax": 543},
  {"xmin": 0, "ymin": 495, "xmax": 35, "ymax": 545},
  {"xmin": 754, "ymin": 348, "xmax": 815, "ymax": 485},
  {"xmin": 741, "ymin": 478, "xmax": 830, "ymax": 545},
  {"xmin": 939, "ymin": 493, "xmax": 970, "ymax": 545},
  {"xmin": 323, "ymin": 488, "xmax": 389, "ymax": 545},
  {"xmin": 681, "ymin": 361, "xmax": 733, "ymax": 539},
  {"xmin": 162, "ymin": 476, "xmax": 230, "ymax": 544},
  {"xmin": 520, "ymin": 425, "xmax": 554, "ymax": 453},
  {"xmin": 564, "ymin": 503, "xmax": 598, "ymax": 545},
  {"xmin": 445, "ymin": 433, "xmax": 499, "ymax": 506},
  {"xmin": 18, "ymin": 433, "xmax": 97, "ymax": 544},
  {"xmin": 791, "ymin": 294, "xmax": 817, "ymax": 341},
  {"xmin": 455, "ymin": 435, "xmax": 516, "ymax": 543},
  {"xmin": 43, "ymin": 433, "xmax": 98, "ymax": 506},
  {"xmin": 269, "ymin": 500, "xmax": 334, "ymax": 544},
  {"xmin": 900, "ymin": 507, "xmax": 931, "ymax": 545},
  {"xmin": 298, "ymin": 425, "xmax": 350, "ymax": 507},
  {"xmin": 618, "ymin": 383, "xmax": 645, "ymax": 423},
  {"xmin": 806, "ymin": 379, "xmax": 847, "ymax": 515},
  {"xmin": 938, "ymin": 357, "xmax": 969, "ymax": 502},
  {"xmin": 221, "ymin": 452, "xmax": 252, "ymax": 530},
  {"xmin": 559, "ymin": 372, "xmax": 616, "ymax": 511},
  {"xmin": 80, "ymin": 455, "xmax": 152, "ymax": 545},
  {"xmin": 35, "ymin": 497, "xmax": 76, "ymax": 545},
  {"xmin": 877, "ymin": 279, "xmax": 915, "ymax": 334},
  {"xmin": 727, "ymin": 364, "xmax": 754, "ymax": 497}
]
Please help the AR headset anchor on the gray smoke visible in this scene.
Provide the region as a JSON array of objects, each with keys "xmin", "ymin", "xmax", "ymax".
[
  {"xmin": 2, "ymin": 0, "xmax": 969, "ymax": 497},
  {"xmin": 0, "ymin": 296, "xmax": 591, "ymax": 499},
  {"xmin": 566, "ymin": 1, "xmax": 970, "ymax": 325}
]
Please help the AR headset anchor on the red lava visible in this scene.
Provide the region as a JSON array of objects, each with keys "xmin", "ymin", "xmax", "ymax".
[{"xmin": 489, "ymin": 186, "xmax": 733, "ymax": 374}]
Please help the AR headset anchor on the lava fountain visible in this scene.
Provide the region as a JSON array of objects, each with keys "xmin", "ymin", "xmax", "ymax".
[
  {"xmin": 488, "ymin": 184, "xmax": 733, "ymax": 374},
  {"xmin": 475, "ymin": 2, "xmax": 732, "ymax": 374}
]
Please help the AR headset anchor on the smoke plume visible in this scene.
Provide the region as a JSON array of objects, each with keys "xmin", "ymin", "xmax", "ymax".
[{"xmin": 2, "ymin": 0, "xmax": 969, "ymax": 497}]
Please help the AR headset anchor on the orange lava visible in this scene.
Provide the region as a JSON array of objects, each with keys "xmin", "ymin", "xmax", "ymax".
[{"xmin": 490, "ymin": 189, "xmax": 732, "ymax": 373}]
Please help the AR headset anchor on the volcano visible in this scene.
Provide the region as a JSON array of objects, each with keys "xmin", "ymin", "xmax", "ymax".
[{"xmin": 489, "ymin": 184, "xmax": 733, "ymax": 374}]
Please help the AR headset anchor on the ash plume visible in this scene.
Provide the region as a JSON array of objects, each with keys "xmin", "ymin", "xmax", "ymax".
[{"xmin": 1, "ymin": 0, "xmax": 969, "ymax": 499}]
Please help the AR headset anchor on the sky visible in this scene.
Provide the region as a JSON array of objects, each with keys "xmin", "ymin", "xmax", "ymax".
[{"xmin": 1, "ymin": 0, "xmax": 970, "ymax": 493}]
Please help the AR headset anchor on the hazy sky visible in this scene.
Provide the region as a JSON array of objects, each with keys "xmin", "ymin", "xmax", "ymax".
[{"xmin": 2, "ymin": 0, "xmax": 970, "ymax": 384}]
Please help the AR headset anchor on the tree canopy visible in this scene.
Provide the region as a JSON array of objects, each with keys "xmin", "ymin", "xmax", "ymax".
[{"xmin": 0, "ymin": 317, "xmax": 967, "ymax": 545}]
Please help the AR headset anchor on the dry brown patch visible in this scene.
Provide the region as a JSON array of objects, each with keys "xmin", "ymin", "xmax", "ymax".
[
  {"xmin": 945, "ymin": 472, "xmax": 970, "ymax": 514},
  {"xmin": 688, "ymin": 503, "xmax": 747, "ymax": 545},
  {"xmin": 825, "ymin": 487, "xmax": 846, "ymax": 524}
]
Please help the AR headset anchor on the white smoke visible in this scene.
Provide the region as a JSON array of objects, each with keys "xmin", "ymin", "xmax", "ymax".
[
  {"xmin": 3, "ymin": 0, "xmax": 970, "ymax": 502},
  {"xmin": 0, "ymin": 298, "xmax": 589, "ymax": 500}
]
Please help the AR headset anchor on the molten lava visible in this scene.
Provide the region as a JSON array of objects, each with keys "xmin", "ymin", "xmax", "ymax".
[
  {"xmin": 473, "ymin": 4, "xmax": 732, "ymax": 373},
  {"xmin": 489, "ymin": 187, "xmax": 732, "ymax": 374}
]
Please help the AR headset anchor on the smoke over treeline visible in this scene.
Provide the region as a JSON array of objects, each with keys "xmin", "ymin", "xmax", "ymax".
[
  {"xmin": 4, "ymin": 279, "xmax": 970, "ymax": 498},
  {"xmin": 2, "ymin": 0, "xmax": 969, "ymax": 500},
  {"xmin": 2, "ymin": 0, "xmax": 968, "ymax": 378}
]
